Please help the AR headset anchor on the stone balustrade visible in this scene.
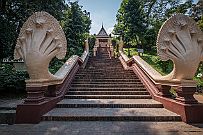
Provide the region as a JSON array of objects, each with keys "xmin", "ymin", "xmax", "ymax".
[
  {"xmin": 14, "ymin": 12, "xmax": 90, "ymax": 123},
  {"xmin": 118, "ymin": 14, "xmax": 203, "ymax": 123}
]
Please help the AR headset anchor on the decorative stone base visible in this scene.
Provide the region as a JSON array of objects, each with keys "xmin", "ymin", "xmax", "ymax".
[
  {"xmin": 24, "ymin": 86, "xmax": 47, "ymax": 104},
  {"xmin": 16, "ymin": 61, "xmax": 80, "ymax": 124},
  {"xmin": 16, "ymin": 98, "xmax": 60, "ymax": 124},
  {"xmin": 175, "ymin": 86, "xmax": 198, "ymax": 104},
  {"xmin": 156, "ymin": 84, "xmax": 171, "ymax": 97}
]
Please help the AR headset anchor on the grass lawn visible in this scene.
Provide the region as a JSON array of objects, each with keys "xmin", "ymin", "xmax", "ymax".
[{"xmin": 123, "ymin": 48, "xmax": 173, "ymax": 75}]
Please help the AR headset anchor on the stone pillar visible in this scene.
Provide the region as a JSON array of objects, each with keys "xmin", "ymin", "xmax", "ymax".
[
  {"xmin": 93, "ymin": 39, "xmax": 99, "ymax": 57},
  {"xmin": 110, "ymin": 46, "xmax": 114, "ymax": 57},
  {"xmin": 156, "ymin": 84, "xmax": 171, "ymax": 97},
  {"xmin": 107, "ymin": 38, "xmax": 113, "ymax": 58},
  {"xmin": 175, "ymin": 86, "xmax": 198, "ymax": 104},
  {"xmin": 93, "ymin": 47, "xmax": 97, "ymax": 56},
  {"xmin": 119, "ymin": 36, "xmax": 124, "ymax": 53}
]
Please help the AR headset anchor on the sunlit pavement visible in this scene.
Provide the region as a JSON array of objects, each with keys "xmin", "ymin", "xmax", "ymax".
[{"xmin": 0, "ymin": 121, "xmax": 203, "ymax": 135}]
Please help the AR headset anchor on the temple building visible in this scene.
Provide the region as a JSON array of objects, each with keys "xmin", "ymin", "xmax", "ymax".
[{"xmin": 93, "ymin": 24, "xmax": 114, "ymax": 57}]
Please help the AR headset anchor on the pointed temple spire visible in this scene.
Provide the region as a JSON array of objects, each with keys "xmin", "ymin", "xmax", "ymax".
[{"xmin": 97, "ymin": 23, "xmax": 109, "ymax": 38}]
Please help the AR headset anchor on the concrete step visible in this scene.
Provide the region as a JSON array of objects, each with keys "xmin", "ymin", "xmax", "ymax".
[
  {"xmin": 79, "ymin": 69, "xmax": 134, "ymax": 72},
  {"xmin": 86, "ymin": 62, "xmax": 121, "ymax": 64},
  {"xmin": 86, "ymin": 64, "xmax": 122, "ymax": 66},
  {"xmin": 0, "ymin": 99, "xmax": 22, "ymax": 124},
  {"xmin": 69, "ymin": 87, "xmax": 147, "ymax": 91},
  {"xmin": 74, "ymin": 75, "xmax": 136, "ymax": 77},
  {"xmin": 67, "ymin": 91, "xmax": 149, "ymax": 95},
  {"xmin": 87, "ymin": 66, "xmax": 123, "ymax": 68},
  {"xmin": 42, "ymin": 108, "xmax": 181, "ymax": 121},
  {"xmin": 70, "ymin": 84, "xmax": 144, "ymax": 88},
  {"xmin": 77, "ymin": 72, "xmax": 134, "ymax": 75},
  {"xmin": 72, "ymin": 79, "xmax": 141, "ymax": 82},
  {"xmin": 87, "ymin": 62, "xmax": 122, "ymax": 64},
  {"xmin": 88, "ymin": 59, "xmax": 120, "ymax": 61},
  {"xmin": 81, "ymin": 69, "xmax": 126, "ymax": 72},
  {"xmin": 79, "ymin": 70, "xmax": 132, "ymax": 73},
  {"xmin": 69, "ymin": 89, "xmax": 147, "ymax": 92},
  {"xmin": 65, "ymin": 95, "xmax": 152, "ymax": 99},
  {"xmin": 76, "ymin": 72, "xmax": 135, "ymax": 75},
  {"xmin": 74, "ymin": 77, "xmax": 138, "ymax": 79},
  {"xmin": 71, "ymin": 82, "xmax": 142, "ymax": 85},
  {"xmin": 42, "ymin": 56, "xmax": 183, "ymax": 123},
  {"xmin": 75, "ymin": 74, "xmax": 136, "ymax": 77},
  {"xmin": 86, "ymin": 61, "xmax": 123, "ymax": 63},
  {"xmin": 82, "ymin": 68, "xmax": 126, "ymax": 70},
  {"xmin": 56, "ymin": 99, "xmax": 163, "ymax": 108},
  {"xmin": 0, "ymin": 110, "xmax": 16, "ymax": 124}
]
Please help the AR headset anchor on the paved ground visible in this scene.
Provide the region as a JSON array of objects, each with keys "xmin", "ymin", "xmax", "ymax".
[
  {"xmin": 0, "ymin": 94, "xmax": 202, "ymax": 109},
  {"xmin": 0, "ymin": 99, "xmax": 23, "ymax": 109},
  {"xmin": 0, "ymin": 95, "xmax": 203, "ymax": 135},
  {"xmin": 0, "ymin": 121, "xmax": 203, "ymax": 135}
]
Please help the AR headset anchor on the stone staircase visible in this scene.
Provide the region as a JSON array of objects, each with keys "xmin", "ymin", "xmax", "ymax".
[{"xmin": 42, "ymin": 47, "xmax": 181, "ymax": 122}]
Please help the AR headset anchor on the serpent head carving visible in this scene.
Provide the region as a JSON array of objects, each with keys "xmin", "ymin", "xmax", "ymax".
[
  {"xmin": 157, "ymin": 14, "xmax": 203, "ymax": 80},
  {"xmin": 14, "ymin": 12, "xmax": 67, "ymax": 80}
]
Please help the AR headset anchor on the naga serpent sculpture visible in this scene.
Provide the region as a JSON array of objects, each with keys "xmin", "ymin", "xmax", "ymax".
[
  {"xmin": 157, "ymin": 14, "xmax": 203, "ymax": 81},
  {"xmin": 14, "ymin": 12, "xmax": 67, "ymax": 81}
]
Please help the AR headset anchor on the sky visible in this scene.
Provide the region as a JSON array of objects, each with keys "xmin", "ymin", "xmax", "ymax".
[
  {"xmin": 75, "ymin": 0, "xmax": 122, "ymax": 35},
  {"xmin": 71, "ymin": 0, "xmax": 199, "ymax": 35}
]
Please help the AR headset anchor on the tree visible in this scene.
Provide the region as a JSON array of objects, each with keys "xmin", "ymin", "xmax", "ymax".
[
  {"xmin": 0, "ymin": 0, "xmax": 91, "ymax": 61},
  {"xmin": 0, "ymin": 0, "xmax": 67, "ymax": 60},
  {"xmin": 63, "ymin": 1, "xmax": 91, "ymax": 57},
  {"xmin": 114, "ymin": 0, "xmax": 196, "ymax": 54},
  {"xmin": 165, "ymin": 0, "xmax": 193, "ymax": 18},
  {"xmin": 88, "ymin": 35, "xmax": 96, "ymax": 54},
  {"xmin": 190, "ymin": 0, "xmax": 203, "ymax": 21},
  {"xmin": 114, "ymin": 0, "xmax": 146, "ymax": 48}
]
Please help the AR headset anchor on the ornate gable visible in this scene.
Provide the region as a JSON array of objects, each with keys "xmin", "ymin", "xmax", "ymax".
[{"xmin": 97, "ymin": 24, "xmax": 109, "ymax": 37}]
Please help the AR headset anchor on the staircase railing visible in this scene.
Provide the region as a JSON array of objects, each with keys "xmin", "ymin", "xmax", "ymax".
[
  {"xmin": 119, "ymin": 14, "xmax": 203, "ymax": 123},
  {"xmin": 14, "ymin": 12, "xmax": 89, "ymax": 123}
]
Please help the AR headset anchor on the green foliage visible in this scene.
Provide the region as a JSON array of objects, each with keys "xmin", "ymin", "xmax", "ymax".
[
  {"xmin": 141, "ymin": 54, "xmax": 173, "ymax": 75},
  {"xmin": 63, "ymin": 1, "xmax": 91, "ymax": 57},
  {"xmin": 195, "ymin": 62, "xmax": 203, "ymax": 87},
  {"xmin": 127, "ymin": 48, "xmax": 203, "ymax": 88},
  {"xmin": 114, "ymin": 0, "xmax": 197, "ymax": 54},
  {"xmin": 142, "ymin": 28, "xmax": 157, "ymax": 53},
  {"xmin": 123, "ymin": 48, "xmax": 173, "ymax": 75},
  {"xmin": 0, "ymin": 0, "xmax": 67, "ymax": 60},
  {"xmin": 123, "ymin": 48, "xmax": 138, "ymax": 57},
  {"xmin": 190, "ymin": 0, "xmax": 203, "ymax": 21},
  {"xmin": 0, "ymin": 64, "xmax": 28, "ymax": 92},
  {"xmin": 194, "ymin": 77, "xmax": 203, "ymax": 88},
  {"xmin": 114, "ymin": 0, "xmax": 146, "ymax": 46},
  {"xmin": 0, "ymin": 1, "xmax": 91, "ymax": 96},
  {"xmin": 0, "ymin": 0, "xmax": 91, "ymax": 59},
  {"xmin": 88, "ymin": 35, "xmax": 96, "ymax": 55},
  {"xmin": 198, "ymin": 16, "xmax": 203, "ymax": 31},
  {"xmin": 165, "ymin": 0, "xmax": 193, "ymax": 17},
  {"xmin": 49, "ymin": 58, "xmax": 65, "ymax": 74}
]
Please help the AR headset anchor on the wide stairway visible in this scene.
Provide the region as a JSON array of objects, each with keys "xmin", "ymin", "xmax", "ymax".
[{"xmin": 42, "ymin": 47, "xmax": 181, "ymax": 122}]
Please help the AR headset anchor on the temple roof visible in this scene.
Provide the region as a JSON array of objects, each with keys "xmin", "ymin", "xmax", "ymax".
[{"xmin": 96, "ymin": 24, "xmax": 109, "ymax": 38}]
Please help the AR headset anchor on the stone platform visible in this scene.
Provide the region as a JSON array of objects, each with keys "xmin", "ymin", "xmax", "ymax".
[{"xmin": 0, "ymin": 121, "xmax": 203, "ymax": 135}]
